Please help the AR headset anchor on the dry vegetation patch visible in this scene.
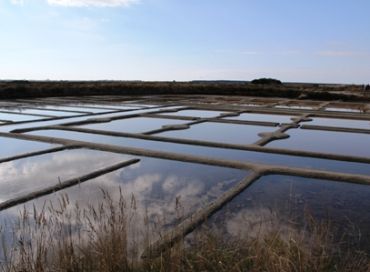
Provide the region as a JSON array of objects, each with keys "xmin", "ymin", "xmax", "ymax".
[{"xmin": 1, "ymin": 189, "xmax": 369, "ymax": 272}]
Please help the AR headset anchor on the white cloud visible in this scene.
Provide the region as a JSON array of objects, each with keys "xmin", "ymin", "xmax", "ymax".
[
  {"xmin": 10, "ymin": 0, "xmax": 24, "ymax": 5},
  {"xmin": 46, "ymin": 0, "xmax": 139, "ymax": 7},
  {"xmin": 316, "ymin": 50, "xmax": 367, "ymax": 57},
  {"xmin": 241, "ymin": 51, "xmax": 259, "ymax": 55}
]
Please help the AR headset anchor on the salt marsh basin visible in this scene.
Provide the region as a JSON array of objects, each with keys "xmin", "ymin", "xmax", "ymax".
[{"xmin": 1, "ymin": 94, "xmax": 370, "ymax": 262}]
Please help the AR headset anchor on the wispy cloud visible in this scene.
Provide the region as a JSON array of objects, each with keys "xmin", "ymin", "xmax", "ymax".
[
  {"xmin": 213, "ymin": 49, "xmax": 302, "ymax": 56},
  {"xmin": 275, "ymin": 50, "xmax": 301, "ymax": 56},
  {"xmin": 9, "ymin": 0, "xmax": 139, "ymax": 7},
  {"xmin": 10, "ymin": 0, "xmax": 24, "ymax": 5},
  {"xmin": 316, "ymin": 50, "xmax": 367, "ymax": 57},
  {"xmin": 212, "ymin": 49, "xmax": 261, "ymax": 55},
  {"xmin": 241, "ymin": 51, "xmax": 259, "ymax": 55},
  {"xmin": 46, "ymin": 0, "xmax": 139, "ymax": 7},
  {"xmin": 63, "ymin": 16, "xmax": 98, "ymax": 30}
]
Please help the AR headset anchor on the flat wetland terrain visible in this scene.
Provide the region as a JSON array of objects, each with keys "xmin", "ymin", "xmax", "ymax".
[
  {"xmin": 0, "ymin": 82, "xmax": 370, "ymax": 271},
  {"xmin": 1, "ymin": 80, "xmax": 370, "ymax": 102}
]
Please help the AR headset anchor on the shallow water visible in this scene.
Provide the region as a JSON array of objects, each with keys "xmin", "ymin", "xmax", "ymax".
[
  {"xmin": 224, "ymin": 112, "xmax": 295, "ymax": 124},
  {"xmin": 1, "ymin": 98, "xmax": 370, "ymax": 257},
  {"xmin": 79, "ymin": 117, "xmax": 191, "ymax": 133},
  {"xmin": 239, "ymin": 103, "xmax": 264, "ymax": 107},
  {"xmin": 275, "ymin": 105, "xmax": 314, "ymax": 110},
  {"xmin": 0, "ymin": 108, "xmax": 169, "ymax": 133},
  {"xmin": 209, "ymin": 175, "xmax": 370, "ymax": 249},
  {"xmin": 308, "ymin": 117, "xmax": 370, "ymax": 130},
  {"xmin": 0, "ymin": 157, "xmax": 248, "ymax": 240},
  {"xmin": 158, "ymin": 122, "xmax": 275, "ymax": 145},
  {"xmin": 3, "ymin": 108, "xmax": 84, "ymax": 117},
  {"xmin": 20, "ymin": 102, "xmax": 123, "ymax": 113},
  {"xmin": 46, "ymin": 105, "xmax": 118, "ymax": 113},
  {"xmin": 268, "ymin": 128, "xmax": 370, "ymax": 157},
  {"xmin": 325, "ymin": 107, "xmax": 362, "ymax": 113},
  {"xmin": 54, "ymin": 103, "xmax": 141, "ymax": 111},
  {"xmin": 0, "ymin": 116, "xmax": 96, "ymax": 133},
  {"xmin": 0, "ymin": 137, "xmax": 56, "ymax": 159},
  {"xmin": 159, "ymin": 109, "xmax": 228, "ymax": 118},
  {"xmin": 17, "ymin": 105, "xmax": 92, "ymax": 113},
  {"xmin": 0, "ymin": 112, "xmax": 48, "ymax": 122},
  {"xmin": 0, "ymin": 149, "xmax": 130, "ymax": 204},
  {"xmin": 27, "ymin": 129, "xmax": 370, "ymax": 175}
]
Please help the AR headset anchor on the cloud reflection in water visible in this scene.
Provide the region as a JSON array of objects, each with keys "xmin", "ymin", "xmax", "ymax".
[{"xmin": 0, "ymin": 149, "xmax": 130, "ymax": 203}]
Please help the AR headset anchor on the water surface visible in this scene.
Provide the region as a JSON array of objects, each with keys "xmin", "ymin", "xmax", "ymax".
[
  {"xmin": 158, "ymin": 122, "xmax": 275, "ymax": 145},
  {"xmin": 325, "ymin": 107, "xmax": 362, "ymax": 113},
  {"xmin": 268, "ymin": 128, "xmax": 370, "ymax": 157},
  {"xmin": 224, "ymin": 112, "xmax": 295, "ymax": 124},
  {"xmin": 26, "ymin": 129, "xmax": 370, "ymax": 175},
  {"xmin": 159, "ymin": 110, "xmax": 228, "ymax": 118},
  {"xmin": 0, "ymin": 108, "xmax": 166, "ymax": 133},
  {"xmin": 0, "ymin": 157, "xmax": 248, "ymax": 235},
  {"xmin": 209, "ymin": 175, "xmax": 370, "ymax": 250},
  {"xmin": 0, "ymin": 112, "xmax": 47, "ymax": 122},
  {"xmin": 4, "ymin": 108, "xmax": 83, "ymax": 117},
  {"xmin": 0, "ymin": 137, "xmax": 56, "ymax": 159},
  {"xmin": 308, "ymin": 117, "xmax": 370, "ymax": 130},
  {"xmin": 79, "ymin": 117, "xmax": 191, "ymax": 133},
  {"xmin": 0, "ymin": 149, "xmax": 130, "ymax": 203},
  {"xmin": 275, "ymin": 105, "xmax": 314, "ymax": 110}
]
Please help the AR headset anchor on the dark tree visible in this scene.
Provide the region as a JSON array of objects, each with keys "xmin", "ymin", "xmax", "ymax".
[{"xmin": 251, "ymin": 78, "xmax": 282, "ymax": 85}]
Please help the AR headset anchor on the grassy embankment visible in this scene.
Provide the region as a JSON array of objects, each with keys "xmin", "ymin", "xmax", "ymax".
[{"xmin": 0, "ymin": 81, "xmax": 367, "ymax": 102}]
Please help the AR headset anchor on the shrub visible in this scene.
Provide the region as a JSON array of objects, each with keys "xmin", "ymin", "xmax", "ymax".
[{"xmin": 251, "ymin": 78, "xmax": 282, "ymax": 85}]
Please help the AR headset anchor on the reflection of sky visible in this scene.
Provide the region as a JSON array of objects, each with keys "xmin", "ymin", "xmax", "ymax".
[
  {"xmin": 209, "ymin": 175, "xmax": 370, "ymax": 250},
  {"xmin": 0, "ymin": 108, "xmax": 165, "ymax": 133},
  {"xmin": 0, "ymin": 116, "xmax": 89, "ymax": 132},
  {"xmin": 159, "ymin": 110, "xmax": 227, "ymax": 118},
  {"xmin": 69, "ymin": 158, "xmax": 247, "ymax": 222},
  {"xmin": 1, "ymin": 158, "xmax": 247, "ymax": 227},
  {"xmin": 0, "ymin": 103, "xmax": 23, "ymax": 109},
  {"xmin": 275, "ymin": 105, "xmax": 314, "ymax": 110},
  {"xmin": 0, "ymin": 137, "xmax": 56, "ymax": 160},
  {"xmin": 23, "ymin": 104, "xmax": 117, "ymax": 114},
  {"xmin": 0, "ymin": 112, "xmax": 46, "ymax": 122},
  {"xmin": 42, "ymin": 104, "xmax": 137, "ymax": 111},
  {"xmin": 308, "ymin": 118, "xmax": 370, "ymax": 130},
  {"xmin": 158, "ymin": 122, "xmax": 276, "ymax": 145},
  {"xmin": 25, "ymin": 105, "xmax": 92, "ymax": 114},
  {"xmin": 79, "ymin": 117, "xmax": 191, "ymax": 133},
  {"xmin": 269, "ymin": 129, "xmax": 370, "ymax": 157},
  {"xmin": 4, "ymin": 108, "xmax": 81, "ymax": 117},
  {"xmin": 224, "ymin": 112, "xmax": 295, "ymax": 124},
  {"xmin": 212, "ymin": 207, "xmax": 294, "ymax": 241},
  {"xmin": 0, "ymin": 149, "xmax": 131, "ymax": 203},
  {"xmin": 325, "ymin": 107, "xmax": 362, "ymax": 113},
  {"xmin": 0, "ymin": 157, "xmax": 247, "ymax": 257},
  {"xmin": 27, "ymin": 129, "xmax": 370, "ymax": 176}
]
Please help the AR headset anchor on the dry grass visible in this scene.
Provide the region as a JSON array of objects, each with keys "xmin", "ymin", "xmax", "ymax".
[
  {"xmin": 0, "ymin": 80, "xmax": 367, "ymax": 102},
  {"xmin": 0, "ymin": 189, "xmax": 369, "ymax": 272}
]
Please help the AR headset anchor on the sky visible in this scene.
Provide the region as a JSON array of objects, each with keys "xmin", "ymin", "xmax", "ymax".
[{"xmin": 0, "ymin": 0, "xmax": 369, "ymax": 83}]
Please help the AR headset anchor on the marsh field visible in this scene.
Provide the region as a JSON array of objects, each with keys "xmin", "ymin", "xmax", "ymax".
[{"xmin": 0, "ymin": 87, "xmax": 370, "ymax": 271}]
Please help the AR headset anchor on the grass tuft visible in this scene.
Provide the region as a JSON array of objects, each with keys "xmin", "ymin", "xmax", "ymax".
[{"xmin": 1, "ymin": 189, "xmax": 369, "ymax": 271}]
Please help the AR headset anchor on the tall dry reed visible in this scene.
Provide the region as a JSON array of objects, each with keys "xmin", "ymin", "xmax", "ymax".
[{"xmin": 0, "ymin": 188, "xmax": 369, "ymax": 272}]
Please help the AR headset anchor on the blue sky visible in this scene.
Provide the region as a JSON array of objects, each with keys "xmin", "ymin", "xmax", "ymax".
[{"xmin": 0, "ymin": 0, "xmax": 369, "ymax": 83}]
